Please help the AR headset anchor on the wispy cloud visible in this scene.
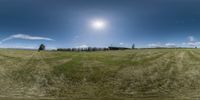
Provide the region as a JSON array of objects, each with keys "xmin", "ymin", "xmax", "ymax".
[
  {"xmin": 0, "ymin": 34, "xmax": 54, "ymax": 43},
  {"xmin": 148, "ymin": 42, "xmax": 162, "ymax": 47},
  {"xmin": 183, "ymin": 36, "xmax": 200, "ymax": 47},
  {"xmin": 182, "ymin": 41, "xmax": 200, "ymax": 47},
  {"xmin": 76, "ymin": 45, "xmax": 88, "ymax": 48},
  {"xmin": 165, "ymin": 43, "xmax": 176, "ymax": 47},
  {"xmin": 148, "ymin": 36, "xmax": 200, "ymax": 48},
  {"xmin": 119, "ymin": 43, "xmax": 124, "ymax": 45},
  {"xmin": 0, "ymin": 43, "xmax": 38, "ymax": 49},
  {"xmin": 148, "ymin": 42, "xmax": 177, "ymax": 48},
  {"xmin": 188, "ymin": 36, "xmax": 195, "ymax": 42}
]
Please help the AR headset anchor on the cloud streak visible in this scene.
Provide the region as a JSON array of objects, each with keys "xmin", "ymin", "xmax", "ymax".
[
  {"xmin": 119, "ymin": 43, "xmax": 124, "ymax": 45},
  {"xmin": 76, "ymin": 45, "xmax": 88, "ymax": 48},
  {"xmin": 148, "ymin": 42, "xmax": 177, "ymax": 48},
  {"xmin": 0, "ymin": 34, "xmax": 54, "ymax": 43},
  {"xmin": 148, "ymin": 43, "xmax": 161, "ymax": 47},
  {"xmin": 148, "ymin": 36, "xmax": 200, "ymax": 48},
  {"xmin": 188, "ymin": 36, "xmax": 195, "ymax": 42},
  {"xmin": 182, "ymin": 36, "xmax": 200, "ymax": 47}
]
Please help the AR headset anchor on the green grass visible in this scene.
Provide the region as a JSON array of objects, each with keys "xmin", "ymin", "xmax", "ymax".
[{"xmin": 0, "ymin": 49, "xmax": 200, "ymax": 99}]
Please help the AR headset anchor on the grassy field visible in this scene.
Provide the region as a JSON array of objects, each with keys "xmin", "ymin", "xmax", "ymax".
[{"xmin": 0, "ymin": 49, "xmax": 200, "ymax": 99}]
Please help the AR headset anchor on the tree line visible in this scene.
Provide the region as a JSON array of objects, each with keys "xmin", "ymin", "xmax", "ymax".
[
  {"xmin": 38, "ymin": 43, "xmax": 135, "ymax": 52},
  {"xmin": 57, "ymin": 47, "xmax": 110, "ymax": 51}
]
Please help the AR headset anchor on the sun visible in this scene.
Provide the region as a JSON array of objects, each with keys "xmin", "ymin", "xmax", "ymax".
[{"xmin": 91, "ymin": 20, "xmax": 106, "ymax": 30}]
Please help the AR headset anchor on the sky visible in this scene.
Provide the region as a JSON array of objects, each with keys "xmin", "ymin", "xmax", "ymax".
[{"xmin": 0, "ymin": 0, "xmax": 200, "ymax": 49}]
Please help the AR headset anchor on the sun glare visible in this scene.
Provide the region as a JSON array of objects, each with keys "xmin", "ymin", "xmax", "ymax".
[{"xmin": 91, "ymin": 20, "xmax": 106, "ymax": 30}]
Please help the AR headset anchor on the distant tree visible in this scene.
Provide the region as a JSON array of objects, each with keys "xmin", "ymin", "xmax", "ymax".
[
  {"xmin": 132, "ymin": 43, "xmax": 135, "ymax": 49},
  {"xmin": 72, "ymin": 48, "xmax": 76, "ymax": 51},
  {"xmin": 103, "ymin": 48, "xmax": 109, "ymax": 51},
  {"xmin": 92, "ymin": 47, "xmax": 96, "ymax": 51},
  {"xmin": 88, "ymin": 47, "xmax": 92, "ymax": 51},
  {"xmin": 38, "ymin": 44, "xmax": 45, "ymax": 52}
]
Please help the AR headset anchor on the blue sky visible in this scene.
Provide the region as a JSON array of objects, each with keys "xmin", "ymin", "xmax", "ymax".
[{"xmin": 0, "ymin": 0, "xmax": 200, "ymax": 49}]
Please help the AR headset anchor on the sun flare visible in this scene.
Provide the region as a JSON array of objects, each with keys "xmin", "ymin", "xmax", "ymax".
[{"xmin": 91, "ymin": 20, "xmax": 106, "ymax": 30}]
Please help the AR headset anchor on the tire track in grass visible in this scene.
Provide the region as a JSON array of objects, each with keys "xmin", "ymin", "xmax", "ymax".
[
  {"xmin": 159, "ymin": 50, "xmax": 197, "ymax": 98},
  {"xmin": 8, "ymin": 51, "xmax": 57, "ymax": 97},
  {"xmin": 190, "ymin": 50, "xmax": 200, "ymax": 56},
  {"xmin": 101, "ymin": 51, "xmax": 170, "ymax": 98},
  {"xmin": 134, "ymin": 51, "xmax": 173, "ymax": 97},
  {"xmin": 28, "ymin": 52, "xmax": 73, "ymax": 97},
  {"xmin": 119, "ymin": 51, "xmax": 170, "ymax": 75},
  {"xmin": 116, "ymin": 50, "xmax": 189, "ymax": 98},
  {"xmin": 10, "ymin": 51, "xmax": 56, "ymax": 97},
  {"xmin": 118, "ymin": 51, "xmax": 170, "ymax": 70},
  {"xmin": 188, "ymin": 50, "xmax": 200, "ymax": 62},
  {"xmin": 161, "ymin": 51, "xmax": 186, "ymax": 98},
  {"xmin": 55, "ymin": 50, "xmax": 170, "ymax": 98},
  {"xmin": 0, "ymin": 53, "xmax": 24, "ymax": 69},
  {"xmin": 27, "ymin": 52, "xmax": 53, "ymax": 97},
  {"xmin": 133, "ymin": 51, "xmax": 169, "ymax": 65},
  {"xmin": 84, "ymin": 51, "xmax": 169, "ymax": 85},
  {"xmin": 0, "ymin": 52, "xmax": 53, "ymax": 97},
  {"xmin": 35, "ymin": 52, "xmax": 52, "ymax": 73},
  {"xmin": 187, "ymin": 50, "xmax": 200, "ymax": 67},
  {"xmin": 0, "ymin": 51, "xmax": 37, "ymax": 97},
  {"xmin": 101, "ymin": 51, "xmax": 170, "ymax": 82},
  {"xmin": 183, "ymin": 50, "xmax": 200, "ymax": 98},
  {"xmin": 157, "ymin": 50, "xmax": 200, "ymax": 98},
  {"xmin": 0, "ymin": 50, "xmax": 36, "ymax": 76},
  {"xmin": 137, "ymin": 50, "xmax": 179, "ymax": 98}
]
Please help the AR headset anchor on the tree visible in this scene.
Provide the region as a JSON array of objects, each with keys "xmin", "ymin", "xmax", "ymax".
[
  {"xmin": 132, "ymin": 43, "xmax": 135, "ymax": 49},
  {"xmin": 38, "ymin": 44, "xmax": 45, "ymax": 51}
]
